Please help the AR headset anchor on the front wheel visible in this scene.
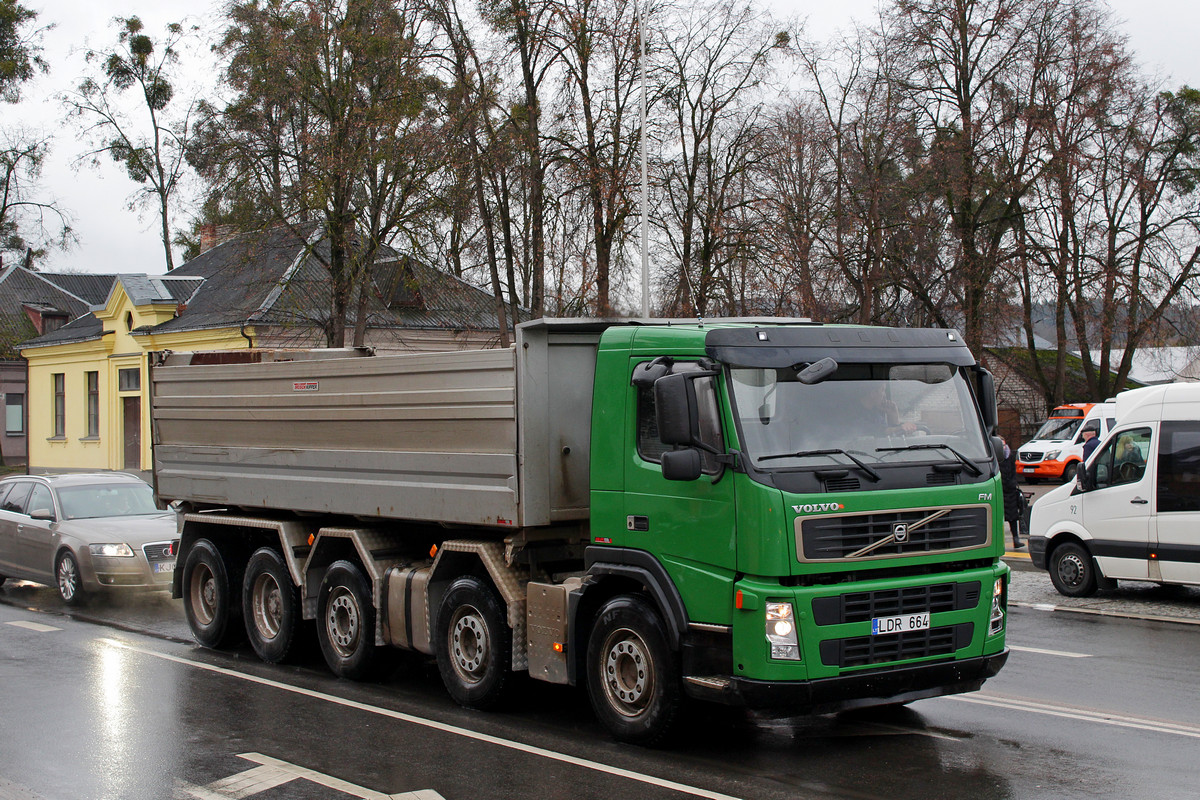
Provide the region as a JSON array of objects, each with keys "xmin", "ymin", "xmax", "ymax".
[
  {"xmin": 435, "ymin": 576, "xmax": 513, "ymax": 709},
  {"xmin": 56, "ymin": 550, "xmax": 86, "ymax": 605},
  {"xmin": 1061, "ymin": 462, "xmax": 1078, "ymax": 482},
  {"xmin": 182, "ymin": 539, "xmax": 243, "ymax": 649},
  {"xmin": 1049, "ymin": 542, "xmax": 1099, "ymax": 597},
  {"xmin": 586, "ymin": 595, "xmax": 681, "ymax": 746},
  {"xmin": 316, "ymin": 561, "xmax": 376, "ymax": 680},
  {"xmin": 243, "ymin": 548, "xmax": 302, "ymax": 664}
]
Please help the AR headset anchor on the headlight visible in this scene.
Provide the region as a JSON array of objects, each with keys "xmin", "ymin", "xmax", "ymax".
[
  {"xmin": 765, "ymin": 601, "xmax": 801, "ymax": 660},
  {"xmin": 1044, "ymin": 450, "xmax": 1060, "ymax": 462},
  {"xmin": 989, "ymin": 577, "xmax": 1006, "ymax": 636},
  {"xmin": 89, "ymin": 543, "xmax": 134, "ymax": 558}
]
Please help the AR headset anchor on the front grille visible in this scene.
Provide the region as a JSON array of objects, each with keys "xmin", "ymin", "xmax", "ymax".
[
  {"xmin": 142, "ymin": 541, "xmax": 176, "ymax": 562},
  {"xmin": 799, "ymin": 506, "xmax": 989, "ymax": 561},
  {"xmin": 819, "ymin": 623, "xmax": 973, "ymax": 668},
  {"xmin": 825, "ymin": 477, "xmax": 861, "ymax": 492},
  {"xmin": 811, "ymin": 582, "xmax": 981, "ymax": 625},
  {"xmin": 1019, "ymin": 451, "xmax": 1042, "ymax": 462}
]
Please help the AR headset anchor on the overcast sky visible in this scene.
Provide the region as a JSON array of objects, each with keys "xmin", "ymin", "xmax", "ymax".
[{"xmin": 15, "ymin": 0, "xmax": 1200, "ymax": 276}]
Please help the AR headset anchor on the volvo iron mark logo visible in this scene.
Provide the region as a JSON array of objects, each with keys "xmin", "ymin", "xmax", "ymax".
[{"xmin": 892, "ymin": 522, "xmax": 909, "ymax": 543}]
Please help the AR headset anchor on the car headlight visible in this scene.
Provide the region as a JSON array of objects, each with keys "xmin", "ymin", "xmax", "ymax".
[
  {"xmin": 989, "ymin": 577, "xmax": 1006, "ymax": 636},
  {"xmin": 766, "ymin": 601, "xmax": 801, "ymax": 660},
  {"xmin": 89, "ymin": 543, "xmax": 134, "ymax": 558},
  {"xmin": 1044, "ymin": 450, "xmax": 1060, "ymax": 462}
]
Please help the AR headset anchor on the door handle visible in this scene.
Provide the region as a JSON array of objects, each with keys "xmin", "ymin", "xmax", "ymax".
[{"xmin": 1130, "ymin": 497, "xmax": 1149, "ymax": 505}]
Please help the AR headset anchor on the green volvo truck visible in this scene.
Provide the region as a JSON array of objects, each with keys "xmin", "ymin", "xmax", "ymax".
[{"xmin": 152, "ymin": 318, "xmax": 1009, "ymax": 744}]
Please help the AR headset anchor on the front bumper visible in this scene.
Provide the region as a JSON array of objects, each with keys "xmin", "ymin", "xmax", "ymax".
[
  {"xmin": 1016, "ymin": 461, "xmax": 1067, "ymax": 480},
  {"xmin": 83, "ymin": 553, "xmax": 175, "ymax": 592},
  {"xmin": 1028, "ymin": 536, "xmax": 1048, "ymax": 569},
  {"xmin": 684, "ymin": 650, "xmax": 1009, "ymax": 712}
]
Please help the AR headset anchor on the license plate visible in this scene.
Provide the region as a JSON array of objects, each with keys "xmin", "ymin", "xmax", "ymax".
[
  {"xmin": 1022, "ymin": 467, "xmax": 1035, "ymax": 473},
  {"xmin": 872, "ymin": 613, "xmax": 930, "ymax": 635},
  {"xmin": 152, "ymin": 560, "xmax": 175, "ymax": 574}
]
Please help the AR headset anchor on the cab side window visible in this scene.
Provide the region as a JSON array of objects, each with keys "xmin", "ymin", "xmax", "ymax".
[
  {"xmin": 635, "ymin": 373, "xmax": 724, "ymax": 474},
  {"xmin": 1158, "ymin": 422, "xmax": 1200, "ymax": 513},
  {"xmin": 1093, "ymin": 427, "xmax": 1151, "ymax": 489}
]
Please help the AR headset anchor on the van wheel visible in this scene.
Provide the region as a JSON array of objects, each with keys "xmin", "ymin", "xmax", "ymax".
[
  {"xmin": 182, "ymin": 539, "xmax": 243, "ymax": 648},
  {"xmin": 1049, "ymin": 542, "xmax": 1099, "ymax": 597},
  {"xmin": 1061, "ymin": 463, "xmax": 1078, "ymax": 482},
  {"xmin": 587, "ymin": 595, "xmax": 681, "ymax": 746},
  {"xmin": 243, "ymin": 548, "xmax": 302, "ymax": 664},
  {"xmin": 435, "ymin": 576, "xmax": 512, "ymax": 709},
  {"xmin": 317, "ymin": 561, "xmax": 376, "ymax": 680}
]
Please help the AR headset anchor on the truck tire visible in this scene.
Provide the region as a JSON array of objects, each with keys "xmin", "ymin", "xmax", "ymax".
[
  {"xmin": 182, "ymin": 539, "xmax": 244, "ymax": 649},
  {"xmin": 435, "ymin": 576, "xmax": 512, "ymax": 709},
  {"xmin": 316, "ymin": 560, "xmax": 376, "ymax": 680},
  {"xmin": 586, "ymin": 594, "xmax": 681, "ymax": 746},
  {"xmin": 243, "ymin": 548, "xmax": 302, "ymax": 664},
  {"xmin": 1049, "ymin": 542, "xmax": 1099, "ymax": 598}
]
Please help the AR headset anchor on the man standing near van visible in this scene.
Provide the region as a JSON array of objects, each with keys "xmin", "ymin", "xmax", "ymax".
[{"xmin": 1081, "ymin": 427, "xmax": 1099, "ymax": 462}]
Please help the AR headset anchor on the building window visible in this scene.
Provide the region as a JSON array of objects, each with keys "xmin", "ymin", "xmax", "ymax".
[
  {"xmin": 86, "ymin": 371, "xmax": 100, "ymax": 437},
  {"xmin": 52, "ymin": 373, "xmax": 65, "ymax": 437},
  {"xmin": 4, "ymin": 393, "xmax": 24, "ymax": 434},
  {"xmin": 118, "ymin": 368, "xmax": 141, "ymax": 392}
]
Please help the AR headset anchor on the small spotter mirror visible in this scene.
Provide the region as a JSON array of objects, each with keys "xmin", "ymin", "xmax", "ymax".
[
  {"xmin": 797, "ymin": 357, "xmax": 838, "ymax": 385},
  {"xmin": 632, "ymin": 356, "xmax": 675, "ymax": 388}
]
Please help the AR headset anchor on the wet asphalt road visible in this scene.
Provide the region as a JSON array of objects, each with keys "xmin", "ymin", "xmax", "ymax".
[{"xmin": 2, "ymin": 568, "xmax": 1199, "ymax": 800}]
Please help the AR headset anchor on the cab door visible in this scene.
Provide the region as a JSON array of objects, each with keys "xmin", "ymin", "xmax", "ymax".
[
  {"xmin": 1153, "ymin": 422, "xmax": 1200, "ymax": 585},
  {"xmin": 622, "ymin": 365, "xmax": 737, "ymax": 624},
  {"xmin": 1082, "ymin": 426, "xmax": 1154, "ymax": 580}
]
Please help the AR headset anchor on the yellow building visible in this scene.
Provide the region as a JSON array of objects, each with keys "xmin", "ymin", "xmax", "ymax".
[{"xmin": 19, "ymin": 224, "xmax": 516, "ymax": 476}]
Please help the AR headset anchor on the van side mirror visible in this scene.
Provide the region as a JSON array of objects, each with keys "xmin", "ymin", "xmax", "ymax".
[{"xmin": 661, "ymin": 449, "xmax": 703, "ymax": 481}]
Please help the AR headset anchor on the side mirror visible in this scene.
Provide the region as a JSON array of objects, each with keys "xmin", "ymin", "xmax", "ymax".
[
  {"xmin": 30, "ymin": 508, "xmax": 55, "ymax": 522},
  {"xmin": 654, "ymin": 373, "xmax": 697, "ymax": 446},
  {"xmin": 976, "ymin": 369, "xmax": 998, "ymax": 434},
  {"xmin": 661, "ymin": 449, "xmax": 703, "ymax": 481}
]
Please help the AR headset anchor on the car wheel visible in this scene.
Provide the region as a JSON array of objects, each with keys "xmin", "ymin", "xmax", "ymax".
[
  {"xmin": 56, "ymin": 550, "xmax": 86, "ymax": 605},
  {"xmin": 586, "ymin": 594, "xmax": 681, "ymax": 746},
  {"xmin": 316, "ymin": 561, "xmax": 376, "ymax": 680},
  {"xmin": 182, "ymin": 538, "xmax": 243, "ymax": 649},
  {"xmin": 1049, "ymin": 542, "xmax": 1099, "ymax": 598},
  {"xmin": 435, "ymin": 576, "xmax": 513, "ymax": 710},
  {"xmin": 243, "ymin": 548, "xmax": 302, "ymax": 664}
]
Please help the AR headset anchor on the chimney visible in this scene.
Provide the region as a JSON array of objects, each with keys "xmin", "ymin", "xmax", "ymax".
[{"xmin": 199, "ymin": 224, "xmax": 238, "ymax": 254}]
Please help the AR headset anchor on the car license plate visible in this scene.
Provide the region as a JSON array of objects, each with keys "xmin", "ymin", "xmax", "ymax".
[
  {"xmin": 872, "ymin": 613, "xmax": 930, "ymax": 635},
  {"xmin": 153, "ymin": 560, "xmax": 175, "ymax": 574}
]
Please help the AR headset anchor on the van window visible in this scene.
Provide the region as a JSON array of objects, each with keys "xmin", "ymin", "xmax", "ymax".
[
  {"xmin": 1092, "ymin": 427, "xmax": 1151, "ymax": 489},
  {"xmin": 1158, "ymin": 422, "xmax": 1200, "ymax": 513}
]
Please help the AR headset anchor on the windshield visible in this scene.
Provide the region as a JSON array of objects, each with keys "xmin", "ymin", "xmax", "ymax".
[
  {"xmin": 1032, "ymin": 417, "xmax": 1083, "ymax": 441},
  {"xmin": 58, "ymin": 483, "xmax": 160, "ymax": 520},
  {"xmin": 728, "ymin": 363, "xmax": 992, "ymax": 469}
]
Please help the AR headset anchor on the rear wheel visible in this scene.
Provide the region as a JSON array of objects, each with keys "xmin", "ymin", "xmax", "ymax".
[
  {"xmin": 182, "ymin": 539, "xmax": 243, "ymax": 649},
  {"xmin": 316, "ymin": 561, "xmax": 376, "ymax": 680},
  {"xmin": 435, "ymin": 576, "xmax": 513, "ymax": 709},
  {"xmin": 1049, "ymin": 542, "xmax": 1099, "ymax": 598},
  {"xmin": 56, "ymin": 550, "xmax": 85, "ymax": 605},
  {"xmin": 586, "ymin": 595, "xmax": 681, "ymax": 746},
  {"xmin": 243, "ymin": 548, "xmax": 302, "ymax": 663}
]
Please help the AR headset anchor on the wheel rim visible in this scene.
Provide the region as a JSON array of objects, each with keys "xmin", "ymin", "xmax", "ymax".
[
  {"xmin": 600, "ymin": 626, "xmax": 655, "ymax": 718},
  {"xmin": 448, "ymin": 604, "xmax": 490, "ymax": 684},
  {"xmin": 57, "ymin": 556, "xmax": 78, "ymax": 601},
  {"xmin": 1058, "ymin": 552, "xmax": 1085, "ymax": 587},
  {"xmin": 251, "ymin": 572, "xmax": 283, "ymax": 640},
  {"xmin": 189, "ymin": 562, "xmax": 217, "ymax": 625},
  {"xmin": 326, "ymin": 586, "xmax": 361, "ymax": 658}
]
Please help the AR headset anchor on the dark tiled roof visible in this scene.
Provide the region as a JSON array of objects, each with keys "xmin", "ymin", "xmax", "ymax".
[
  {"xmin": 0, "ymin": 267, "xmax": 95, "ymax": 357},
  {"xmin": 38, "ymin": 273, "xmax": 118, "ymax": 305}
]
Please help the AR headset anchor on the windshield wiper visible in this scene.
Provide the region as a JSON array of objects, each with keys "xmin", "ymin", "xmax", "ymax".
[
  {"xmin": 758, "ymin": 448, "xmax": 881, "ymax": 482},
  {"xmin": 876, "ymin": 443, "xmax": 983, "ymax": 476}
]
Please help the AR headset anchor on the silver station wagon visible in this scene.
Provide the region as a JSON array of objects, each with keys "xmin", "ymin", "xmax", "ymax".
[{"xmin": 0, "ymin": 473, "xmax": 178, "ymax": 604}]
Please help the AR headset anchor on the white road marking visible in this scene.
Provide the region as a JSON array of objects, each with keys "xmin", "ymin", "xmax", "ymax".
[
  {"xmin": 5, "ymin": 620, "xmax": 60, "ymax": 632},
  {"xmin": 176, "ymin": 754, "xmax": 445, "ymax": 800},
  {"xmin": 1007, "ymin": 644, "xmax": 1092, "ymax": 658},
  {"xmin": 947, "ymin": 692, "xmax": 1200, "ymax": 739},
  {"xmin": 111, "ymin": 640, "xmax": 745, "ymax": 800}
]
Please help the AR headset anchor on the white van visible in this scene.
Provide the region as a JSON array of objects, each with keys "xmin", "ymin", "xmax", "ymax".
[
  {"xmin": 1029, "ymin": 383, "xmax": 1200, "ymax": 596},
  {"xmin": 1016, "ymin": 401, "xmax": 1116, "ymax": 483}
]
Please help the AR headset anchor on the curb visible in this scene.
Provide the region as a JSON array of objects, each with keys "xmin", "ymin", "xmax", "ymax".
[{"xmin": 1012, "ymin": 600, "xmax": 1200, "ymax": 627}]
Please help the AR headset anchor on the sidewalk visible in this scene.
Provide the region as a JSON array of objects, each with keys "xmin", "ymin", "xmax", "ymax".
[{"xmin": 1003, "ymin": 550, "xmax": 1200, "ymax": 626}]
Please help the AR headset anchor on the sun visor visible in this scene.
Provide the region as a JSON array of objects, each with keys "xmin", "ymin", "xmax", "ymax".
[{"xmin": 704, "ymin": 326, "xmax": 976, "ymax": 368}]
